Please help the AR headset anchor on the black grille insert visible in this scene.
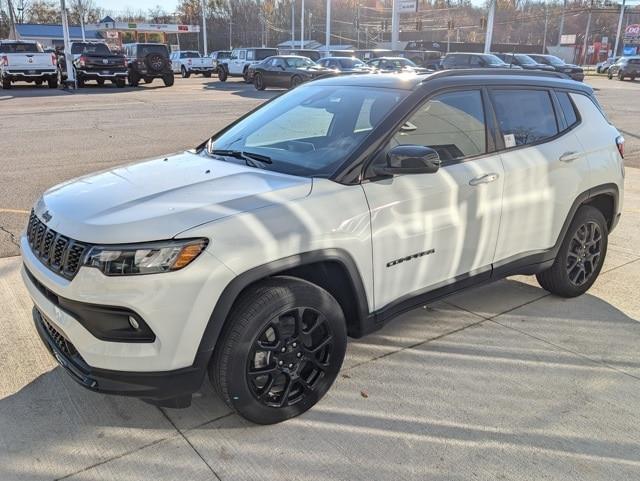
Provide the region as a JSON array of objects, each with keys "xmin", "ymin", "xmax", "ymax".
[
  {"xmin": 27, "ymin": 210, "xmax": 89, "ymax": 280},
  {"xmin": 41, "ymin": 316, "xmax": 78, "ymax": 357}
]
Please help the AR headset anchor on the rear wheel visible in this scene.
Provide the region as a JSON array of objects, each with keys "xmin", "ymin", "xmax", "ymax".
[
  {"xmin": 618, "ymin": 71, "xmax": 625, "ymax": 81},
  {"xmin": 47, "ymin": 77, "xmax": 58, "ymax": 89},
  {"xmin": 536, "ymin": 205, "xmax": 608, "ymax": 298},
  {"xmin": 608, "ymin": 70, "xmax": 613, "ymax": 79},
  {"xmin": 181, "ymin": 66, "xmax": 190, "ymax": 79},
  {"xmin": 114, "ymin": 77, "xmax": 126, "ymax": 88},
  {"xmin": 96, "ymin": 78, "xmax": 105, "ymax": 87},
  {"xmin": 76, "ymin": 76, "xmax": 85, "ymax": 88},
  {"xmin": 1, "ymin": 78, "xmax": 11, "ymax": 89},
  {"xmin": 144, "ymin": 77, "xmax": 153, "ymax": 84},
  {"xmin": 203, "ymin": 71, "xmax": 212, "ymax": 78},
  {"xmin": 128, "ymin": 71, "xmax": 140, "ymax": 87},
  {"xmin": 35, "ymin": 80, "xmax": 43, "ymax": 87},
  {"xmin": 211, "ymin": 277, "xmax": 347, "ymax": 425},
  {"xmin": 290, "ymin": 75, "xmax": 303, "ymax": 88},
  {"xmin": 254, "ymin": 72, "xmax": 265, "ymax": 91}
]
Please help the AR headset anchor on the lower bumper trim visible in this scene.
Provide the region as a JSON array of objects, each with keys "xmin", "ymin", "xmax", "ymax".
[{"xmin": 33, "ymin": 307, "xmax": 207, "ymax": 405}]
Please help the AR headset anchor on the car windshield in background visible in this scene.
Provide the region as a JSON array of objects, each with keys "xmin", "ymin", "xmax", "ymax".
[
  {"xmin": 255, "ymin": 49, "xmax": 278, "ymax": 60},
  {"xmin": 71, "ymin": 43, "xmax": 111, "ymax": 55},
  {"xmin": 183, "ymin": 51, "xmax": 201, "ymax": 58},
  {"xmin": 545, "ymin": 55, "xmax": 566, "ymax": 66},
  {"xmin": 339, "ymin": 58, "xmax": 366, "ymax": 68},
  {"xmin": 285, "ymin": 57, "xmax": 315, "ymax": 68},
  {"xmin": 483, "ymin": 54, "xmax": 506, "ymax": 65},
  {"xmin": 0, "ymin": 42, "xmax": 43, "ymax": 53},
  {"xmin": 207, "ymin": 85, "xmax": 408, "ymax": 177},
  {"xmin": 515, "ymin": 54, "xmax": 537, "ymax": 65},
  {"xmin": 139, "ymin": 45, "xmax": 168, "ymax": 56},
  {"xmin": 400, "ymin": 58, "xmax": 417, "ymax": 67}
]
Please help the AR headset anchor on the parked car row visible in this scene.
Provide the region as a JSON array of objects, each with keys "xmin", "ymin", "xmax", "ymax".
[{"xmin": 606, "ymin": 56, "xmax": 640, "ymax": 81}]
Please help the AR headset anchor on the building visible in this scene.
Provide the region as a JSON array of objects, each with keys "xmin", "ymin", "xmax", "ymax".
[{"xmin": 14, "ymin": 24, "xmax": 103, "ymax": 48}]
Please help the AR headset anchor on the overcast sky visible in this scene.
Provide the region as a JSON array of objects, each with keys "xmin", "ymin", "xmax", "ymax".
[{"xmin": 96, "ymin": 1, "xmax": 180, "ymax": 14}]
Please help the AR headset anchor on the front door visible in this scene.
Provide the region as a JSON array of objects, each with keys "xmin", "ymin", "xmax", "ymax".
[{"xmin": 363, "ymin": 89, "xmax": 504, "ymax": 310}]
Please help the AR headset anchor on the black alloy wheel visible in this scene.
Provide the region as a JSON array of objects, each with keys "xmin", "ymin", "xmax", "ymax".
[
  {"xmin": 246, "ymin": 306, "xmax": 335, "ymax": 409},
  {"xmin": 566, "ymin": 221, "xmax": 603, "ymax": 287},
  {"xmin": 145, "ymin": 53, "xmax": 165, "ymax": 73},
  {"xmin": 254, "ymin": 72, "xmax": 265, "ymax": 90},
  {"xmin": 211, "ymin": 277, "xmax": 347, "ymax": 424}
]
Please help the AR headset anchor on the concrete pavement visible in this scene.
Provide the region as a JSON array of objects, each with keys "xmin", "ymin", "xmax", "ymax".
[{"xmin": 1, "ymin": 167, "xmax": 639, "ymax": 480}]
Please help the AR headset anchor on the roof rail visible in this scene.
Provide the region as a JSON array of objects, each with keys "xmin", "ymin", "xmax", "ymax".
[{"xmin": 425, "ymin": 68, "xmax": 571, "ymax": 81}]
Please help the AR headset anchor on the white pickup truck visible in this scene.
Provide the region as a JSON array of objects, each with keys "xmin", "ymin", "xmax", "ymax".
[
  {"xmin": 0, "ymin": 40, "xmax": 58, "ymax": 89},
  {"xmin": 169, "ymin": 51, "xmax": 215, "ymax": 78}
]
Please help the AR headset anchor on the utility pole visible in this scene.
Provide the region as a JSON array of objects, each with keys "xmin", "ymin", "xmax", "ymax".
[
  {"xmin": 325, "ymin": 0, "xmax": 331, "ymax": 51},
  {"xmin": 542, "ymin": 3, "xmax": 549, "ymax": 52},
  {"xmin": 391, "ymin": 0, "xmax": 399, "ymax": 50},
  {"xmin": 300, "ymin": 0, "xmax": 304, "ymax": 48},
  {"xmin": 557, "ymin": 0, "xmax": 567, "ymax": 46},
  {"xmin": 201, "ymin": 0, "xmax": 208, "ymax": 55},
  {"xmin": 6, "ymin": 0, "xmax": 18, "ymax": 39},
  {"xmin": 60, "ymin": 0, "xmax": 75, "ymax": 86},
  {"xmin": 291, "ymin": 0, "xmax": 295, "ymax": 48},
  {"xmin": 613, "ymin": 0, "xmax": 626, "ymax": 57},
  {"xmin": 582, "ymin": 0, "xmax": 594, "ymax": 65},
  {"xmin": 483, "ymin": 0, "xmax": 496, "ymax": 54}
]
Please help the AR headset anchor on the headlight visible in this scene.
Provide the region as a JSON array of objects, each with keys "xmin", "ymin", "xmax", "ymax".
[{"xmin": 84, "ymin": 238, "xmax": 208, "ymax": 276}]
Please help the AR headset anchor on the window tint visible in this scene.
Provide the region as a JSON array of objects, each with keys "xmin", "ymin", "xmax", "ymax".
[
  {"xmin": 469, "ymin": 55, "xmax": 484, "ymax": 66},
  {"xmin": 0, "ymin": 42, "xmax": 43, "ymax": 53},
  {"xmin": 391, "ymin": 90, "xmax": 486, "ymax": 161},
  {"xmin": 556, "ymin": 91, "xmax": 578, "ymax": 128},
  {"xmin": 492, "ymin": 89, "xmax": 558, "ymax": 147}
]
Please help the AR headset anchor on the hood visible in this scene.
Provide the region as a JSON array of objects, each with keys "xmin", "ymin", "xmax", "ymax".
[{"xmin": 35, "ymin": 152, "xmax": 312, "ymax": 244}]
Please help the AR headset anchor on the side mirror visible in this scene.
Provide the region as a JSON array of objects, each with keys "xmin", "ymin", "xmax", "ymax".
[{"xmin": 374, "ymin": 145, "xmax": 441, "ymax": 176}]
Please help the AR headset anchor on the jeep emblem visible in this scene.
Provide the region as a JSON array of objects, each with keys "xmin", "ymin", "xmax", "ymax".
[{"xmin": 42, "ymin": 210, "xmax": 52, "ymax": 223}]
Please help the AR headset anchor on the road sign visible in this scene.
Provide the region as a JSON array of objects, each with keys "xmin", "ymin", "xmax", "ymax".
[{"xmin": 398, "ymin": 0, "xmax": 417, "ymax": 14}]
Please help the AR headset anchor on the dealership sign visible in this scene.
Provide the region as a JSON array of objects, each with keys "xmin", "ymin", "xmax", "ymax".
[
  {"xmin": 625, "ymin": 24, "xmax": 640, "ymax": 44},
  {"xmin": 89, "ymin": 21, "xmax": 200, "ymax": 34},
  {"xmin": 398, "ymin": 0, "xmax": 418, "ymax": 13}
]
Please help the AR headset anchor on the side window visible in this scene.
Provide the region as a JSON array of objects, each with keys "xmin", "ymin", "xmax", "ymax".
[
  {"xmin": 556, "ymin": 91, "xmax": 578, "ymax": 129},
  {"xmin": 245, "ymin": 50, "xmax": 253, "ymax": 60},
  {"xmin": 239, "ymin": 50, "xmax": 246, "ymax": 60},
  {"xmin": 469, "ymin": 55, "xmax": 484, "ymax": 66},
  {"xmin": 390, "ymin": 90, "xmax": 487, "ymax": 162},
  {"xmin": 491, "ymin": 89, "xmax": 558, "ymax": 147}
]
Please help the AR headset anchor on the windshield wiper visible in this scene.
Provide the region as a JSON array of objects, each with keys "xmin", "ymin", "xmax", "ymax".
[{"xmin": 209, "ymin": 149, "xmax": 273, "ymax": 166}]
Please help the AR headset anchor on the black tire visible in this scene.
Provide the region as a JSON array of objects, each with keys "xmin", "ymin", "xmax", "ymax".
[
  {"xmin": 144, "ymin": 77, "xmax": 153, "ymax": 84},
  {"xmin": 96, "ymin": 78, "xmax": 105, "ymax": 87},
  {"xmin": 218, "ymin": 66, "xmax": 228, "ymax": 82},
  {"xmin": 76, "ymin": 76, "xmax": 85, "ymax": 88},
  {"xmin": 35, "ymin": 80, "xmax": 43, "ymax": 87},
  {"xmin": 242, "ymin": 67, "xmax": 250, "ymax": 83},
  {"xmin": 128, "ymin": 71, "xmax": 140, "ymax": 87},
  {"xmin": 210, "ymin": 277, "xmax": 347, "ymax": 425},
  {"xmin": 145, "ymin": 53, "xmax": 166, "ymax": 73},
  {"xmin": 618, "ymin": 71, "xmax": 625, "ymax": 81},
  {"xmin": 114, "ymin": 77, "xmax": 126, "ymax": 88},
  {"xmin": 162, "ymin": 72, "xmax": 175, "ymax": 87},
  {"xmin": 181, "ymin": 66, "xmax": 190, "ymax": 79},
  {"xmin": 536, "ymin": 205, "xmax": 608, "ymax": 298},
  {"xmin": 608, "ymin": 70, "xmax": 613, "ymax": 79},
  {"xmin": 290, "ymin": 75, "xmax": 303, "ymax": 88},
  {"xmin": 254, "ymin": 73, "xmax": 265, "ymax": 90},
  {"xmin": 47, "ymin": 78, "xmax": 58, "ymax": 89},
  {"xmin": 203, "ymin": 71, "xmax": 212, "ymax": 78},
  {"xmin": 1, "ymin": 78, "xmax": 11, "ymax": 89}
]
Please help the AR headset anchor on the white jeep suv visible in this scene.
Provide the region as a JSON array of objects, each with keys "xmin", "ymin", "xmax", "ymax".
[{"xmin": 22, "ymin": 70, "xmax": 624, "ymax": 424}]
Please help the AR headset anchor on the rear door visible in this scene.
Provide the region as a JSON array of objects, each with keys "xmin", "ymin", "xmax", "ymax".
[
  {"xmin": 490, "ymin": 88, "xmax": 588, "ymax": 264},
  {"xmin": 363, "ymin": 88, "xmax": 504, "ymax": 309}
]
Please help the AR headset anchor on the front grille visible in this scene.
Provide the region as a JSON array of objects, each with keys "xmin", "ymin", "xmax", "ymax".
[
  {"xmin": 27, "ymin": 210, "xmax": 89, "ymax": 280},
  {"xmin": 41, "ymin": 316, "xmax": 78, "ymax": 357}
]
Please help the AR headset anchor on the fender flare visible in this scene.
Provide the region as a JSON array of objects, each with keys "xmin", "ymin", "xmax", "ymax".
[{"xmin": 194, "ymin": 248, "xmax": 370, "ymax": 366}]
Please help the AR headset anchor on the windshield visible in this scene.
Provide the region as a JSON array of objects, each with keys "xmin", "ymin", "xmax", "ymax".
[
  {"xmin": 0, "ymin": 42, "xmax": 43, "ymax": 53},
  {"xmin": 71, "ymin": 43, "xmax": 111, "ymax": 55},
  {"xmin": 207, "ymin": 85, "xmax": 407, "ymax": 177},
  {"xmin": 183, "ymin": 51, "xmax": 201, "ymax": 58},
  {"xmin": 483, "ymin": 54, "xmax": 506, "ymax": 65},
  {"xmin": 338, "ymin": 58, "xmax": 366, "ymax": 68},
  {"xmin": 515, "ymin": 54, "xmax": 537, "ymax": 65},
  {"xmin": 285, "ymin": 57, "xmax": 315, "ymax": 68},
  {"xmin": 139, "ymin": 44, "xmax": 168, "ymax": 56},
  {"xmin": 545, "ymin": 55, "xmax": 566, "ymax": 66}
]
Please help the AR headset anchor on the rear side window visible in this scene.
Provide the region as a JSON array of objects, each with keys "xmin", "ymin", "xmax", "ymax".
[
  {"xmin": 556, "ymin": 91, "xmax": 578, "ymax": 129},
  {"xmin": 491, "ymin": 89, "xmax": 558, "ymax": 147}
]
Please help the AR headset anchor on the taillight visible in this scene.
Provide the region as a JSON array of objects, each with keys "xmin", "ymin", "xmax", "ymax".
[
  {"xmin": 51, "ymin": 53, "xmax": 57, "ymax": 66},
  {"xmin": 616, "ymin": 135, "xmax": 625, "ymax": 159},
  {"xmin": 1, "ymin": 55, "xmax": 8, "ymax": 66},
  {"xmin": 79, "ymin": 55, "xmax": 87, "ymax": 67}
]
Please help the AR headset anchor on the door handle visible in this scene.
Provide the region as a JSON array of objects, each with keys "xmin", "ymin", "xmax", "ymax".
[
  {"xmin": 469, "ymin": 173, "xmax": 500, "ymax": 186},
  {"xmin": 559, "ymin": 151, "xmax": 580, "ymax": 162}
]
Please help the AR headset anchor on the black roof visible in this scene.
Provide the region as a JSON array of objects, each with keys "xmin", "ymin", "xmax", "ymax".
[{"xmin": 311, "ymin": 69, "xmax": 593, "ymax": 93}]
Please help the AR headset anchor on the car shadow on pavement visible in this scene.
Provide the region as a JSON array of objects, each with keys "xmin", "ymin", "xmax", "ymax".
[
  {"xmin": 0, "ymin": 83, "xmax": 168, "ymax": 99},
  {"xmin": 2, "ymin": 281, "xmax": 640, "ymax": 480},
  {"xmin": 202, "ymin": 80, "xmax": 280, "ymax": 100}
]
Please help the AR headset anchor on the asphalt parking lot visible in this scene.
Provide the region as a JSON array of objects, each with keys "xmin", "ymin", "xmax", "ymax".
[{"xmin": 1, "ymin": 75, "xmax": 640, "ymax": 481}]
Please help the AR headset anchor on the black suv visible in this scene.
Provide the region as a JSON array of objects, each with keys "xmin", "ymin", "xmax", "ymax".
[
  {"xmin": 493, "ymin": 53, "xmax": 555, "ymax": 72},
  {"xmin": 442, "ymin": 53, "xmax": 519, "ymax": 70},
  {"xmin": 124, "ymin": 43, "xmax": 174, "ymax": 87},
  {"xmin": 607, "ymin": 56, "xmax": 640, "ymax": 81},
  {"xmin": 527, "ymin": 54, "xmax": 584, "ymax": 81}
]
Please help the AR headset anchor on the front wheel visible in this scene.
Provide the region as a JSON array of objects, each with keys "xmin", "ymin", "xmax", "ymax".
[
  {"xmin": 218, "ymin": 66, "xmax": 228, "ymax": 82},
  {"xmin": 181, "ymin": 66, "xmax": 190, "ymax": 79},
  {"xmin": 1, "ymin": 78, "xmax": 11, "ymax": 89},
  {"xmin": 210, "ymin": 277, "xmax": 347, "ymax": 425},
  {"xmin": 608, "ymin": 70, "xmax": 613, "ymax": 79},
  {"xmin": 203, "ymin": 71, "xmax": 212, "ymax": 78},
  {"xmin": 618, "ymin": 72, "xmax": 625, "ymax": 81},
  {"xmin": 254, "ymin": 73, "xmax": 265, "ymax": 90},
  {"xmin": 536, "ymin": 205, "xmax": 608, "ymax": 298},
  {"xmin": 290, "ymin": 75, "xmax": 303, "ymax": 89}
]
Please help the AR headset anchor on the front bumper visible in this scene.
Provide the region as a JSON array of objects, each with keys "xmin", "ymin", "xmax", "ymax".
[
  {"xmin": 33, "ymin": 307, "xmax": 206, "ymax": 406},
  {"xmin": 188, "ymin": 67, "xmax": 214, "ymax": 74}
]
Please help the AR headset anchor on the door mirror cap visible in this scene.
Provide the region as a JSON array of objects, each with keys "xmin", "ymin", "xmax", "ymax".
[{"xmin": 375, "ymin": 145, "xmax": 441, "ymax": 176}]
